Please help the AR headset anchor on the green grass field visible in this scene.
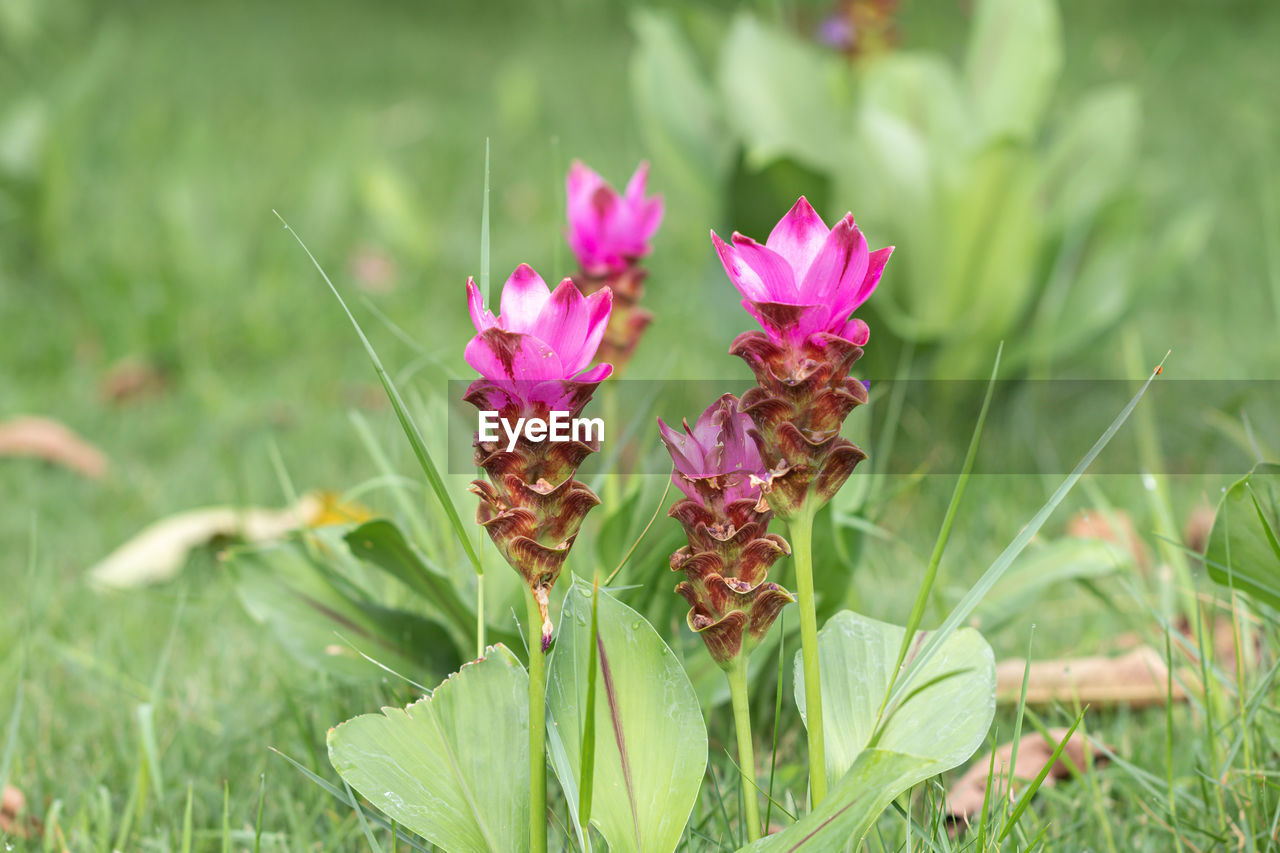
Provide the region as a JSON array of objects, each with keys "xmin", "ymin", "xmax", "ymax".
[{"xmin": 3, "ymin": 0, "xmax": 1279, "ymax": 849}]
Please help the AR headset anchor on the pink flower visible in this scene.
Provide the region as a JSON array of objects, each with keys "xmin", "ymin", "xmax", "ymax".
[
  {"xmin": 566, "ymin": 161, "xmax": 664, "ymax": 276},
  {"xmin": 464, "ymin": 264, "xmax": 612, "ymax": 411},
  {"xmin": 659, "ymin": 394, "xmax": 765, "ymax": 507},
  {"xmin": 712, "ymin": 196, "xmax": 893, "ymax": 345}
]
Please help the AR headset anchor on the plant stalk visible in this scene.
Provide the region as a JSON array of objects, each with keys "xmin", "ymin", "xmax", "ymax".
[
  {"xmin": 526, "ymin": 591, "xmax": 547, "ymax": 853},
  {"xmin": 727, "ymin": 657, "xmax": 762, "ymax": 842},
  {"xmin": 789, "ymin": 507, "xmax": 827, "ymax": 806}
]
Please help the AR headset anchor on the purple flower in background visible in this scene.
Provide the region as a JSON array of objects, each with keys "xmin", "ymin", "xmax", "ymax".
[
  {"xmin": 712, "ymin": 196, "xmax": 892, "ymax": 346},
  {"xmin": 566, "ymin": 161, "xmax": 664, "ymax": 277}
]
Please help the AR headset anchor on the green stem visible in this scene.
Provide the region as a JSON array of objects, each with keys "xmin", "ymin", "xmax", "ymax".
[
  {"xmin": 727, "ymin": 657, "xmax": 762, "ymax": 842},
  {"xmin": 476, "ymin": 573, "xmax": 486, "ymax": 659},
  {"xmin": 526, "ymin": 592, "xmax": 547, "ymax": 853},
  {"xmin": 789, "ymin": 508, "xmax": 827, "ymax": 807}
]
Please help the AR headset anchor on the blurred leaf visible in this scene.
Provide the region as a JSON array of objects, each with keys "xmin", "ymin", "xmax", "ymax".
[
  {"xmin": 1041, "ymin": 86, "xmax": 1140, "ymax": 228},
  {"xmin": 963, "ymin": 0, "xmax": 1062, "ymax": 142},
  {"xmin": 328, "ymin": 646, "xmax": 529, "ymax": 853},
  {"xmin": 547, "ymin": 578, "xmax": 706, "ymax": 853},
  {"xmin": 0, "ymin": 414, "xmax": 107, "ymax": 479},
  {"xmin": 594, "ymin": 484, "xmax": 643, "ymax": 571},
  {"xmin": 227, "ymin": 537, "xmax": 461, "ymax": 681},
  {"xmin": 796, "ymin": 611, "xmax": 995, "ymax": 794},
  {"xmin": 970, "ymin": 538, "xmax": 1125, "ymax": 635},
  {"xmin": 88, "ymin": 495, "xmax": 332, "ymax": 589},
  {"xmin": 630, "ymin": 9, "xmax": 731, "ymax": 221},
  {"xmin": 717, "ymin": 13, "xmax": 850, "ymax": 172},
  {"xmin": 1206, "ymin": 463, "xmax": 1280, "ymax": 610},
  {"xmin": 932, "ymin": 142, "xmax": 1042, "ymax": 350},
  {"xmin": 857, "ymin": 53, "xmax": 971, "ymax": 162}
]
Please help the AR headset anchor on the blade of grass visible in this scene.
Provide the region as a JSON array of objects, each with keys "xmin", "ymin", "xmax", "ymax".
[
  {"xmin": 254, "ymin": 773, "xmax": 266, "ymax": 853},
  {"xmin": 578, "ymin": 577, "xmax": 601, "ymax": 828},
  {"xmin": 343, "ymin": 779, "xmax": 387, "ymax": 853},
  {"xmin": 180, "ymin": 783, "xmax": 194, "ymax": 853},
  {"xmin": 275, "ymin": 211, "xmax": 483, "ymax": 575},
  {"xmin": 998, "ymin": 709, "xmax": 1087, "ymax": 841},
  {"xmin": 877, "ymin": 344, "xmax": 1001, "ymax": 730},
  {"xmin": 604, "ymin": 469, "xmax": 672, "ymax": 585},
  {"xmin": 884, "ymin": 354, "xmax": 1168, "ymax": 713},
  {"xmin": 1001, "ymin": 626, "xmax": 1036, "ymax": 831}
]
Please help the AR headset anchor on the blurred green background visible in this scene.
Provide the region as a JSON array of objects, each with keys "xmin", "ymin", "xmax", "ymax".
[{"xmin": 2, "ymin": 0, "xmax": 1279, "ymax": 847}]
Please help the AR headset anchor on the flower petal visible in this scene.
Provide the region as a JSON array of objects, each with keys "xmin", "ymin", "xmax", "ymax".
[
  {"xmin": 466, "ymin": 277, "xmax": 497, "ymax": 333},
  {"xmin": 580, "ymin": 287, "xmax": 612, "ymax": 369},
  {"xmin": 801, "ymin": 214, "xmax": 869, "ymax": 308},
  {"xmin": 624, "ymin": 161, "xmax": 650, "ymax": 203},
  {"xmin": 852, "ymin": 245, "xmax": 894, "ymax": 310},
  {"xmin": 765, "ymin": 196, "xmax": 830, "ymax": 283},
  {"xmin": 532, "ymin": 279, "xmax": 591, "ymax": 371},
  {"xmin": 464, "ymin": 328, "xmax": 564, "ymax": 382},
  {"xmin": 499, "ymin": 264, "xmax": 552, "ymax": 334},
  {"xmin": 731, "ymin": 233, "xmax": 799, "ymax": 302}
]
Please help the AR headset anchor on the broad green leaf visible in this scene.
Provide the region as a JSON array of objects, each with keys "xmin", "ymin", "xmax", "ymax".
[
  {"xmin": 547, "ymin": 578, "xmax": 706, "ymax": 853},
  {"xmin": 630, "ymin": 9, "xmax": 731, "ymax": 223},
  {"xmin": 1206, "ymin": 463, "xmax": 1280, "ymax": 610},
  {"xmin": 739, "ymin": 748, "xmax": 932, "ymax": 852},
  {"xmin": 328, "ymin": 645, "xmax": 530, "ymax": 853},
  {"xmin": 718, "ymin": 13, "xmax": 850, "ymax": 172},
  {"xmin": 795, "ymin": 611, "xmax": 995, "ymax": 795},
  {"xmin": 226, "ymin": 537, "xmax": 461, "ymax": 681},
  {"xmin": 962, "ymin": 0, "xmax": 1062, "ymax": 142}
]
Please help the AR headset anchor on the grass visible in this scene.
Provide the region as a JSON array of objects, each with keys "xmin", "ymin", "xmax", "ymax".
[{"xmin": 3, "ymin": 0, "xmax": 1280, "ymax": 849}]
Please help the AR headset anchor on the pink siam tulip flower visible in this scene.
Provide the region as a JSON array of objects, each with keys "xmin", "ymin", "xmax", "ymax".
[
  {"xmin": 565, "ymin": 161, "xmax": 665, "ymax": 373},
  {"xmin": 566, "ymin": 161, "xmax": 664, "ymax": 277},
  {"xmin": 717, "ymin": 197, "xmax": 893, "ymax": 521},
  {"xmin": 712, "ymin": 196, "xmax": 892, "ymax": 347},
  {"xmin": 660, "ymin": 395, "xmax": 793, "ymax": 668},
  {"xmin": 463, "ymin": 264, "xmax": 613, "ymax": 651},
  {"xmin": 464, "ymin": 264, "xmax": 612, "ymax": 416}
]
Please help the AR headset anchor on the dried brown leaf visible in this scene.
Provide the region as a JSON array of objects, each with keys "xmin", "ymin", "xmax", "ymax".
[
  {"xmin": 1067, "ymin": 508, "xmax": 1151, "ymax": 571},
  {"xmin": 0, "ymin": 415, "xmax": 108, "ymax": 478},
  {"xmin": 996, "ymin": 645, "xmax": 1187, "ymax": 707},
  {"xmin": 99, "ymin": 357, "xmax": 168, "ymax": 404},
  {"xmin": 945, "ymin": 728, "xmax": 1109, "ymax": 826}
]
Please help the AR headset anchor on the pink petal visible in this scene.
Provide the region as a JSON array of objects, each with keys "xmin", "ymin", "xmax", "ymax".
[
  {"xmin": 466, "ymin": 278, "xmax": 497, "ymax": 333},
  {"xmin": 852, "ymin": 245, "xmax": 894, "ymax": 310},
  {"xmin": 499, "ymin": 264, "xmax": 552, "ymax": 334},
  {"xmin": 716, "ymin": 229, "xmax": 793, "ymax": 302},
  {"xmin": 572, "ymin": 362, "xmax": 613, "ymax": 382},
  {"xmin": 624, "ymin": 161, "xmax": 650, "ymax": 203},
  {"xmin": 658, "ymin": 417, "xmax": 703, "ymax": 477},
  {"xmin": 731, "ymin": 233, "xmax": 798, "ymax": 302},
  {"xmin": 837, "ymin": 317, "xmax": 870, "ymax": 345},
  {"xmin": 566, "ymin": 160, "xmax": 604, "ymax": 207},
  {"xmin": 579, "ymin": 287, "xmax": 612, "ymax": 369},
  {"xmin": 765, "ymin": 196, "xmax": 831, "ymax": 283},
  {"xmin": 464, "ymin": 328, "xmax": 564, "ymax": 382},
  {"xmin": 531, "ymin": 279, "xmax": 591, "ymax": 372},
  {"xmin": 801, "ymin": 215, "xmax": 868, "ymax": 328}
]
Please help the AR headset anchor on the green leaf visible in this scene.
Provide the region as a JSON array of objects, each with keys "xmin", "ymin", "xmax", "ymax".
[
  {"xmin": 717, "ymin": 13, "xmax": 850, "ymax": 172},
  {"xmin": 227, "ymin": 537, "xmax": 461, "ymax": 682},
  {"xmin": 1040, "ymin": 86, "xmax": 1140, "ymax": 228},
  {"xmin": 795, "ymin": 611, "xmax": 995, "ymax": 796},
  {"xmin": 344, "ymin": 519, "xmax": 520, "ymax": 652},
  {"xmin": 1206, "ymin": 463, "xmax": 1280, "ymax": 610},
  {"xmin": 328, "ymin": 645, "xmax": 530, "ymax": 853},
  {"xmin": 962, "ymin": 0, "xmax": 1062, "ymax": 142},
  {"xmin": 547, "ymin": 578, "xmax": 707, "ymax": 853}
]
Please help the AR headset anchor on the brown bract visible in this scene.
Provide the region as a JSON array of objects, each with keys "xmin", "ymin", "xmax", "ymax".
[
  {"xmin": 573, "ymin": 265, "xmax": 652, "ymax": 373},
  {"xmin": 668, "ymin": 496, "xmax": 794, "ymax": 667},
  {"xmin": 731, "ymin": 329, "xmax": 869, "ymax": 519}
]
